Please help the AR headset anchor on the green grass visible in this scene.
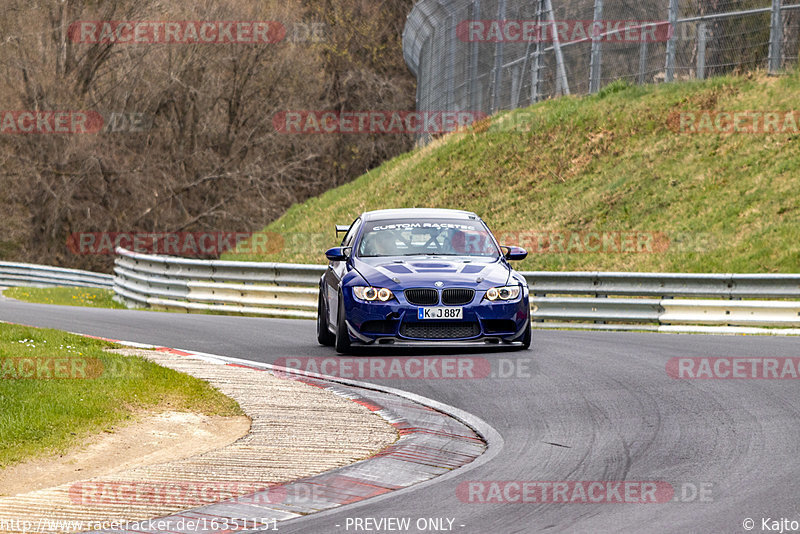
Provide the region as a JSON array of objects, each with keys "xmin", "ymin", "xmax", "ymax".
[
  {"xmin": 0, "ymin": 322, "xmax": 242, "ymax": 467},
  {"xmin": 224, "ymin": 70, "xmax": 800, "ymax": 273},
  {"xmin": 3, "ymin": 286, "xmax": 308, "ymax": 317},
  {"xmin": 4, "ymin": 287, "xmax": 125, "ymax": 309}
]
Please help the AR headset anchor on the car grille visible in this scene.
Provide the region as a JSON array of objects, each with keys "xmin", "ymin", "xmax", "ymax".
[
  {"xmin": 404, "ymin": 288, "xmax": 439, "ymax": 306},
  {"xmin": 400, "ymin": 322, "xmax": 480, "ymax": 339},
  {"xmin": 441, "ymin": 288, "xmax": 475, "ymax": 305}
]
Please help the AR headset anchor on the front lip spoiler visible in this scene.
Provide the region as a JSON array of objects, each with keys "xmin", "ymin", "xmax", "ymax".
[
  {"xmin": 346, "ymin": 320, "xmax": 374, "ymax": 343},
  {"xmin": 346, "ymin": 321, "xmax": 528, "ymax": 347},
  {"xmin": 510, "ymin": 318, "xmax": 529, "ymax": 341},
  {"xmin": 352, "ymin": 336, "xmax": 524, "ymax": 347}
]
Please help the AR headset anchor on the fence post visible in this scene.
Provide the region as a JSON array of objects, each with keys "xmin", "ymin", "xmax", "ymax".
[
  {"xmin": 546, "ymin": 0, "xmax": 570, "ymax": 95},
  {"xmin": 446, "ymin": 14, "xmax": 456, "ymax": 111},
  {"xmin": 638, "ymin": 30, "xmax": 649, "ymax": 84},
  {"xmin": 416, "ymin": 35, "xmax": 431, "ymax": 145},
  {"xmin": 511, "ymin": 66, "xmax": 521, "ymax": 108},
  {"xmin": 696, "ymin": 22, "xmax": 707, "ymax": 80},
  {"xmin": 469, "ymin": 0, "xmax": 481, "ymax": 111},
  {"xmin": 530, "ymin": 0, "xmax": 545, "ymax": 103},
  {"xmin": 769, "ymin": 0, "xmax": 784, "ymax": 74},
  {"xmin": 589, "ymin": 0, "xmax": 604, "ymax": 93},
  {"xmin": 491, "ymin": 0, "xmax": 506, "ymax": 113},
  {"xmin": 664, "ymin": 0, "xmax": 678, "ymax": 82},
  {"xmin": 531, "ymin": 47, "xmax": 541, "ymax": 103}
]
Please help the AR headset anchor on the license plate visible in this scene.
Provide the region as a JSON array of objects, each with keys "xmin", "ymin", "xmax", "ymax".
[{"xmin": 418, "ymin": 307, "xmax": 463, "ymax": 320}]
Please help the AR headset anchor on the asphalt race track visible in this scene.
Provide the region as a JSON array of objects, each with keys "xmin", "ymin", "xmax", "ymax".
[{"xmin": 2, "ymin": 298, "xmax": 799, "ymax": 533}]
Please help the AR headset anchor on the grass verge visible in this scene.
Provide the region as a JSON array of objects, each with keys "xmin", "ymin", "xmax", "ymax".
[
  {"xmin": 3, "ymin": 287, "xmax": 125, "ymax": 309},
  {"xmin": 3, "ymin": 286, "xmax": 310, "ymax": 318},
  {"xmin": 0, "ymin": 322, "xmax": 242, "ymax": 468}
]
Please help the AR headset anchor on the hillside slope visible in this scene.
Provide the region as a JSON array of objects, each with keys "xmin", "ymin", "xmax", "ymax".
[{"xmin": 225, "ymin": 70, "xmax": 800, "ymax": 273}]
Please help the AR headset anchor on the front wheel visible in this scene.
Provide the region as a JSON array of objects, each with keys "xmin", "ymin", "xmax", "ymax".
[
  {"xmin": 334, "ymin": 297, "xmax": 352, "ymax": 354},
  {"xmin": 316, "ymin": 289, "xmax": 335, "ymax": 346}
]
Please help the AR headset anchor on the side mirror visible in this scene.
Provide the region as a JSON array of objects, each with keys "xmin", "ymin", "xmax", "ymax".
[
  {"xmin": 501, "ymin": 245, "xmax": 528, "ymax": 261},
  {"xmin": 325, "ymin": 246, "xmax": 350, "ymax": 262}
]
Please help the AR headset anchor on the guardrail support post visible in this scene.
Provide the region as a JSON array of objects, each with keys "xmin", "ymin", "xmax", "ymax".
[
  {"xmin": 769, "ymin": 0, "xmax": 784, "ymax": 74},
  {"xmin": 595, "ymin": 293, "xmax": 607, "ymax": 324},
  {"xmin": 589, "ymin": 0, "xmax": 604, "ymax": 93}
]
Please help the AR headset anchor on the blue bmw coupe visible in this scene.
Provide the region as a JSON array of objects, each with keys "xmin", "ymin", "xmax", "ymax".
[{"xmin": 317, "ymin": 208, "xmax": 531, "ymax": 353}]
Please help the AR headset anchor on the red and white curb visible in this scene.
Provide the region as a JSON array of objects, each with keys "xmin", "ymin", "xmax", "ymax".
[{"xmin": 66, "ymin": 335, "xmax": 502, "ymax": 533}]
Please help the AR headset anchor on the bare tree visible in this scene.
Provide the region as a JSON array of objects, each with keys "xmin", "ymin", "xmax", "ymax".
[{"xmin": 0, "ymin": 0, "xmax": 415, "ymax": 270}]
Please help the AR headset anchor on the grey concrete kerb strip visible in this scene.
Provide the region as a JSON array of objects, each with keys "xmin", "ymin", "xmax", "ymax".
[{"xmin": 81, "ymin": 341, "xmax": 502, "ymax": 533}]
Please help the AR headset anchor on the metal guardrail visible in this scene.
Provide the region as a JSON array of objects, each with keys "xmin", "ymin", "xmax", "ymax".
[
  {"xmin": 0, "ymin": 262, "xmax": 113, "ymax": 289},
  {"xmin": 526, "ymin": 271, "xmax": 800, "ymax": 299},
  {"xmin": 113, "ymin": 248, "xmax": 800, "ymax": 332},
  {"xmin": 113, "ymin": 247, "xmax": 321, "ymax": 318}
]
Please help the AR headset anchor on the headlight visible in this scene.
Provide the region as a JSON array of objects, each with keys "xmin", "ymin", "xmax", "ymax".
[
  {"xmin": 353, "ymin": 286, "xmax": 395, "ymax": 302},
  {"xmin": 484, "ymin": 285, "xmax": 521, "ymax": 301}
]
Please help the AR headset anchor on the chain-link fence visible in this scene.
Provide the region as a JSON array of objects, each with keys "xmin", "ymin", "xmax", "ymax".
[{"xmin": 403, "ymin": 0, "xmax": 800, "ymax": 142}]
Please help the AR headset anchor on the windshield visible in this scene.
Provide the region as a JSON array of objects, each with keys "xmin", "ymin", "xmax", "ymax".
[{"xmin": 357, "ymin": 219, "xmax": 500, "ymax": 258}]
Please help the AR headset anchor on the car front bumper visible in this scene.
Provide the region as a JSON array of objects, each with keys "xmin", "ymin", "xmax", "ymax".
[{"xmin": 343, "ymin": 293, "xmax": 530, "ymax": 346}]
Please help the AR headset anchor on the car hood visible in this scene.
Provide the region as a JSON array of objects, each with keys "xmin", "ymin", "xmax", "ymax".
[{"xmin": 351, "ymin": 256, "xmax": 513, "ymax": 290}]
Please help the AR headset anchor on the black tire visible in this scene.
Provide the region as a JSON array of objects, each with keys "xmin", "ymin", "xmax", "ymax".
[
  {"xmin": 316, "ymin": 289, "xmax": 335, "ymax": 346},
  {"xmin": 334, "ymin": 297, "xmax": 352, "ymax": 354}
]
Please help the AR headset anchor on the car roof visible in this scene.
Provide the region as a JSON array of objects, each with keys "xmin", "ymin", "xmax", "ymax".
[{"xmin": 361, "ymin": 208, "xmax": 479, "ymax": 222}]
